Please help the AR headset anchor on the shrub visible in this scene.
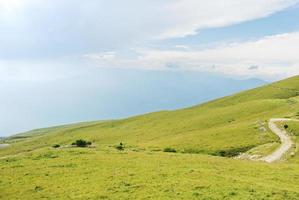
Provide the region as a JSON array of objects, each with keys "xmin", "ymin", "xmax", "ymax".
[
  {"xmin": 213, "ymin": 145, "xmax": 255, "ymax": 157},
  {"xmin": 228, "ymin": 119, "xmax": 235, "ymax": 123},
  {"xmin": 34, "ymin": 186, "xmax": 43, "ymax": 191},
  {"xmin": 52, "ymin": 144, "xmax": 60, "ymax": 148},
  {"xmin": 115, "ymin": 142, "xmax": 124, "ymax": 151},
  {"xmin": 72, "ymin": 139, "xmax": 92, "ymax": 147},
  {"xmin": 216, "ymin": 150, "xmax": 226, "ymax": 157},
  {"xmin": 163, "ymin": 147, "xmax": 177, "ymax": 153},
  {"xmin": 182, "ymin": 148, "xmax": 205, "ymax": 154},
  {"xmin": 229, "ymin": 191, "xmax": 237, "ymax": 196},
  {"xmin": 284, "ymin": 124, "xmax": 289, "ymax": 129}
]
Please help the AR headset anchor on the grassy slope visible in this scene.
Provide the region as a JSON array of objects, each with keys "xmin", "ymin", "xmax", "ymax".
[
  {"xmin": 1, "ymin": 75, "xmax": 299, "ymax": 199},
  {"xmin": 2, "ymin": 149, "xmax": 299, "ymax": 200},
  {"xmin": 281, "ymin": 121, "xmax": 299, "ymax": 164},
  {"xmin": 1, "ymin": 76, "xmax": 299, "ymax": 157}
]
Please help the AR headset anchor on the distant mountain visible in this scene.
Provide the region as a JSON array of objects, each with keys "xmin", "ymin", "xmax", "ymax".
[{"xmin": 0, "ymin": 69, "xmax": 266, "ymax": 136}]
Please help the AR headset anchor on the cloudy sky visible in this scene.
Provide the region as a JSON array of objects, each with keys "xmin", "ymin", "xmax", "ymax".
[{"xmin": 0, "ymin": 0, "xmax": 299, "ymax": 136}]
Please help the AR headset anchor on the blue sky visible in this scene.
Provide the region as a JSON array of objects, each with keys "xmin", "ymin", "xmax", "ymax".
[
  {"xmin": 163, "ymin": 5, "xmax": 299, "ymax": 48},
  {"xmin": 0, "ymin": 0, "xmax": 299, "ymax": 135}
]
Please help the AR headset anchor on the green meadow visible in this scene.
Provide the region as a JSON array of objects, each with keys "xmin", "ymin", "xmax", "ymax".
[{"xmin": 1, "ymin": 75, "xmax": 299, "ymax": 199}]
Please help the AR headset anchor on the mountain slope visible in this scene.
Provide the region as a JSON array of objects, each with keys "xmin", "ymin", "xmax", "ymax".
[
  {"xmin": 1, "ymin": 75, "xmax": 299, "ymax": 200},
  {"xmin": 1, "ymin": 76, "xmax": 299, "ymax": 157}
]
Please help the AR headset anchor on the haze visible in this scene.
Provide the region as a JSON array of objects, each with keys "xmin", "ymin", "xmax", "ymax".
[{"xmin": 1, "ymin": 0, "xmax": 299, "ymax": 136}]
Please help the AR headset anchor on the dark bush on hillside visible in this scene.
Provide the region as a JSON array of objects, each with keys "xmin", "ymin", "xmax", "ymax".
[
  {"xmin": 182, "ymin": 148, "xmax": 204, "ymax": 154},
  {"xmin": 213, "ymin": 145, "xmax": 254, "ymax": 157},
  {"xmin": 163, "ymin": 147, "xmax": 177, "ymax": 153},
  {"xmin": 52, "ymin": 144, "xmax": 60, "ymax": 148},
  {"xmin": 35, "ymin": 186, "xmax": 43, "ymax": 191},
  {"xmin": 284, "ymin": 124, "xmax": 289, "ymax": 129},
  {"xmin": 115, "ymin": 142, "xmax": 124, "ymax": 151},
  {"xmin": 72, "ymin": 139, "xmax": 92, "ymax": 147},
  {"xmin": 216, "ymin": 150, "xmax": 227, "ymax": 157},
  {"xmin": 228, "ymin": 119, "xmax": 235, "ymax": 123}
]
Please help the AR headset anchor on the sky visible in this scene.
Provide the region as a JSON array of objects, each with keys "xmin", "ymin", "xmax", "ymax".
[{"xmin": 0, "ymin": 0, "xmax": 299, "ymax": 136}]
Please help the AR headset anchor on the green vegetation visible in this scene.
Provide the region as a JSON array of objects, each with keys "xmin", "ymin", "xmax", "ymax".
[
  {"xmin": 284, "ymin": 124, "xmax": 289, "ymax": 129},
  {"xmin": 71, "ymin": 139, "xmax": 92, "ymax": 147},
  {"xmin": 163, "ymin": 147, "xmax": 177, "ymax": 153},
  {"xmin": 212, "ymin": 145, "xmax": 255, "ymax": 157},
  {"xmin": 115, "ymin": 142, "xmax": 125, "ymax": 151},
  {"xmin": 288, "ymin": 122, "xmax": 299, "ymax": 137},
  {"xmin": 52, "ymin": 144, "xmax": 60, "ymax": 148},
  {"xmin": 2, "ymin": 148, "xmax": 299, "ymax": 199},
  {"xmin": 281, "ymin": 121, "xmax": 299, "ymax": 164},
  {"xmin": 246, "ymin": 142, "xmax": 280, "ymax": 158},
  {"xmin": 1, "ymin": 75, "xmax": 299, "ymax": 199}
]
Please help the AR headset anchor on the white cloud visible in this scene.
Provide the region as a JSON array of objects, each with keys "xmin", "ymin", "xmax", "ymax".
[
  {"xmin": 0, "ymin": 0, "xmax": 24, "ymax": 10},
  {"xmin": 85, "ymin": 32, "xmax": 299, "ymax": 80},
  {"xmin": 159, "ymin": 0, "xmax": 299, "ymax": 38},
  {"xmin": 174, "ymin": 45, "xmax": 190, "ymax": 50},
  {"xmin": 83, "ymin": 52, "xmax": 116, "ymax": 61},
  {"xmin": 1, "ymin": 0, "xmax": 298, "ymax": 59},
  {"xmin": 0, "ymin": 0, "xmax": 27, "ymax": 19},
  {"xmin": 1, "ymin": 0, "xmax": 298, "ymax": 80}
]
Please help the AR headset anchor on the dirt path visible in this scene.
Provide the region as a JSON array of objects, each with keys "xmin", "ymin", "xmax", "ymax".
[{"xmin": 261, "ymin": 118, "xmax": 299, "ymax": 163}]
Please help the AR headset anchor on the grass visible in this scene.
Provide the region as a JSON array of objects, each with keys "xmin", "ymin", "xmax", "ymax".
[
  {"xmin": 1, "ymin": 75, "xmax": 299, "ymax": 199},
  {"xmin": 246, "ymin": 142, "xmax": 281, "ymax": 157},
  {"xmin": 280, "ymin": 121, "xmax": 299, "ymax": 164},
  {"xmin": 2, "ymin": 147, "xmax": 299, "ymax": 199}
]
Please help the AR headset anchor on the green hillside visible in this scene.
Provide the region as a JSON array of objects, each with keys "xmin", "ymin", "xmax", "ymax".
[{"xmin": 1, "ymin": 75, "xmax": 299, "ymax": 199}]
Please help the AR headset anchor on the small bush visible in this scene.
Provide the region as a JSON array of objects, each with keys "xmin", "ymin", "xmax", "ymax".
[
  {"xmin": 115, "ymin": 142, "xmax": 124, "ymax": 151},
  {"xmin": 229, "ymin": 191, "xmax": 237, "ymax": 196},
  {"xmin": 284, "ymin": 124, "xmax": 289, "ymax": 129},
  {"xmin": 72, "ymin": 139, "xmax": 92, "ymax": 147},
  {"xmin": 213, "ymin": 145, "xmax": 255, "ymax": 157},
  {"xmin": 216, "ymin": 150, "xmax": 227, "ymax": 157},
  {"xmin": 163, "ymin": 147, "xmax": 177, "ymax": 153},
  {"xmin": 52, "ymin": 144, "xmax": 60, "ymax": 148},
  {"xmin": 182, "ymin": 148, "xmax": 205, "ymax": 154},
  {"xmin": 34, "ymin": 186, "xmax": 43, "ymax": 191}
]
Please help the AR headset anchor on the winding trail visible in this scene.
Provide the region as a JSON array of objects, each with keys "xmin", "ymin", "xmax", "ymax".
[{"xmin": 261, "ymin": 118, "xmax": 299, "ymax": 163}]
